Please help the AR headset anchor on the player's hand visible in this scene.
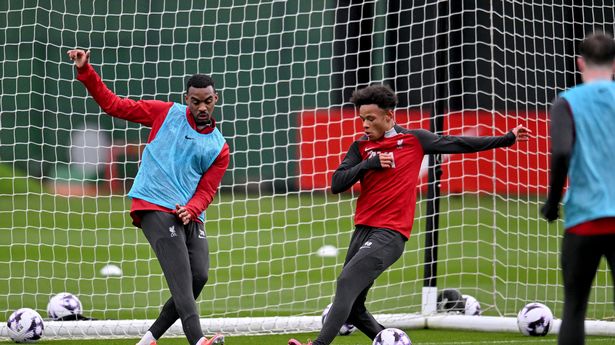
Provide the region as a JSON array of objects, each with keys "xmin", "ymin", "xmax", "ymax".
[
  {"xmin": 540, "ymin": 202, "xmax": 559, "ymax": 222},
  {"xmin": 175, "ymin": 203, "xmax": 192, "ymax": 225},
  {"xmin": 512, "ymin": 125, "xmax": 531, "ymax": 142},
  {"xmin": 67, "ymin": 49, "xmax": 90, "ymax": 69},
  {"xmin": 379, "ymin": 152, "xmax": 394, "ymax": 168}
]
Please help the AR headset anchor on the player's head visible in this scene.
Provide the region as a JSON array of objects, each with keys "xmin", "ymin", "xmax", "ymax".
[
  {"xmin": 577, "ymin": 31, "xmax": 615, "ymax": 82},
  {"xmin": 350, "ymin": 84, "xmax": 397, "ymax": 141},
  {"xmin": 185, "ymin": 74, "xmax": 218, "ymax": 127}
]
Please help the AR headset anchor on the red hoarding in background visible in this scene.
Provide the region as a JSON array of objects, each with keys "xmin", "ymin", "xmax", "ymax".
[{"xmin": 299, "ymin": 109, "xmax": 550, "ymax": 194}]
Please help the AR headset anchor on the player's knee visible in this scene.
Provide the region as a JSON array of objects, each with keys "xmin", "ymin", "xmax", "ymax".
[
  {"xmin": 193, "ymin": 271, "xmax": 208, "ymax": 288},
  {"xmin": 350, "ymin": 302, "xmax": 367, "ymax": 315},
  {"xmin": 336, "ymin": 273, "xmax": 354, "ymax": 290}
]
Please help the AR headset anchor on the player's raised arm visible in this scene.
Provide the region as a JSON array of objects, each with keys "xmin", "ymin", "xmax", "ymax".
[
  {"xmin": 409, "ymin": 124, "xmax": 531, "ymax": 155},
  {"xmin": 67, "ymin": 49, "xmax": 172, "ymax": 127}
]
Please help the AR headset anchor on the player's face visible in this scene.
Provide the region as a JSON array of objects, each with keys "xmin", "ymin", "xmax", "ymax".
[
  {"xmin": 358, "ymin": 104, "xmax": 394, "ymax": 141},
  {"xmin": 186, "ymin": 86, "xmax": 218, "ymax": 127}
]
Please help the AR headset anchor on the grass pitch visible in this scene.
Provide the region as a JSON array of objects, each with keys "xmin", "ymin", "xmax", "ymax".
[{"xmin": 1, "ymin": 187, "xmax": 614, "ymax": 343}]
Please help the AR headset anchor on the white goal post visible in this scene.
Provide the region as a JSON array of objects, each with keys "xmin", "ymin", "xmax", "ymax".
[
  {"xmin": 3, "ymin": 316, "xmax": 615, "ymax": 339},
  {"xmin": 2, "ymin": 0, "xmax": 615, "ymax": 340}
]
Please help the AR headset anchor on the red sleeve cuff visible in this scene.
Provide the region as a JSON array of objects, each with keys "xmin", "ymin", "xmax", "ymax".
[
  {"xmin": 76, "ymin": 63, "xmax": 94, "ymax": 80},
  {"xmin": 184, "ymin": 204, "xmax": 201, "ymax": 221}
]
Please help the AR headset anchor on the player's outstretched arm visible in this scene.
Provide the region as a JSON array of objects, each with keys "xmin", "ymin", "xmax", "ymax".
[
  {"xmin": 67, "ymin": 49, "xmax": 172, "ymax": 127},
  {"xmin": 411, "ymin": 125, "xmax": 531, "ymax": 155}
]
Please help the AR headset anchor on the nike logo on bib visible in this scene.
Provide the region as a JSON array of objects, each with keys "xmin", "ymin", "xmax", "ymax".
[{"xmin": 185, "ymin": 135, "xmax": 194, "ymax": 140}]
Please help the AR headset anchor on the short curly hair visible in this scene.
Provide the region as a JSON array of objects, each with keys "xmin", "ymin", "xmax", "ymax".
[
  {"xmin": 350, "ymin": 84, "xmax": 398, "ymax": 109},
  {"xmin": 186, "ymin": 74, "xmax": 216, "ymax": 92}
]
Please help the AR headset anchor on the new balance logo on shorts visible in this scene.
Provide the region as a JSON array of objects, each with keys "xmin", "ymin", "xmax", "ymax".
[
  {"xmin": 169, "ymin": 226, "xmax": 177, "ymax": 237},
  {"xmin": 360, "ymin": 241, "xmax": 372, "ymax": 249}
]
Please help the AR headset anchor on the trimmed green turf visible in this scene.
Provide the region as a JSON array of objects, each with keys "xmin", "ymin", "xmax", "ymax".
[
  {"xmin": 0, "ymin": 164, "xmax": 42, "ymax": 195},
  {"xmin": 0, "ymin": 329, "xmax": 614, "ymax": 344},
  {"xmin": 1, "ymin": 191, "xmax": 615, "ymax": 342}
]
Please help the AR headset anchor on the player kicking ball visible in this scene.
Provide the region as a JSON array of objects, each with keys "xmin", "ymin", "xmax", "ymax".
[
  {"xmin": 68, "ymin": 49, "xmax": 227, "ymax": 345},
  {"xmin": 289, "ymin": 84, "xmax": 529, "ymax": 345}
]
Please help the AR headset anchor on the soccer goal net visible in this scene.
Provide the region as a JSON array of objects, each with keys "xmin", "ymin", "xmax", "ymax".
[{"xmin": 1, "ymin": 0, "xmax": 615, "ymax": 339}]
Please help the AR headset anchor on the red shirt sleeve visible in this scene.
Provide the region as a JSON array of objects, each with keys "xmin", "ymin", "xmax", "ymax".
[
  {"xmin": 184, "ymin": 143, "xmax": 230, "ymax": 220},
  {"xmin": 76, "ymin": 63, "xmax": 173, "ymax": 127}
]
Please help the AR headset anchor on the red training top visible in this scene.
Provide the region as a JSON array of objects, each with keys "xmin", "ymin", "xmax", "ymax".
[{"xmin": 331, "ymin": 125, "xmax": 516, "ymax": 238}]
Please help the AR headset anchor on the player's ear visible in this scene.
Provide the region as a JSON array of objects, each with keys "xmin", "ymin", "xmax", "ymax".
[
  {"xmin": 577, "ymin": 57, "xmax": 586, "ymax": 73},
  {"xmin": 386, "ymin": 109, "xmax": 394, "ymax": 121}
]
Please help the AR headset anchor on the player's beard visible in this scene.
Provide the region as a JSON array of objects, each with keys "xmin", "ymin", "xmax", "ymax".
[{"xmin": 195, "ymin": 112, "xmax": 211, "ymax": 127}]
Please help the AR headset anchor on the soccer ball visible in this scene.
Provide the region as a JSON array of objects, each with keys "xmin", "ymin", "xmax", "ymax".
[
  {"xmin": 517, "ymin": 302, "xmax": 553, "ymax": 336},
  {"xmin": 47, "ymin": 292, "xmax": 82, "ymax": 320},
  {"xmin": 321, "ymin": 303, "xmax": 356, "ymax": 336},
  {"xmin": 436, "ymin": 288, "xmax": 465, "ymax": 313},
  {"xmin": 7, "ymin": 308, "xmax": 44, "ymax": 343},
  {"xmin": 462, "ymin": 294, "xmax": 481, "ymax": 316},
  {"xmin": 372, "ymin": 328, "xmax": 412, "ymax": 345}
]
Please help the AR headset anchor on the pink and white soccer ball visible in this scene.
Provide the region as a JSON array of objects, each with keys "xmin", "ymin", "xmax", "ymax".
[
  {"xmin": 321, "ymin": 303, "xmax": 356, "ymax": 336},
  {"xmin": 372, "ymin": 328, "xmax": 412, "ymax": 345},
  {"xmin": 462, "ymin": 294, "xmax": 481, "ymax": 316},
  {"xmin": 6, "ymin": 308, "xmax": 44, "ymax": 343},
  {"xmin": 517, "ymin": 302, "xmax": 553, "ymax": 336},
  {"xmin": 46, "ymin": 292, "xmax": 82, "ymax": 320}
]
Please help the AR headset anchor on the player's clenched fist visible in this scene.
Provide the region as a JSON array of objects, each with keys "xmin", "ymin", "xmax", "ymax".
[
  {"xmin": 379, "ymin": 152, "xmax": 394, "ymax": 168},
  {"xmin": 67, "ymin": 49, "xmax": 90, "ymax": 69}
]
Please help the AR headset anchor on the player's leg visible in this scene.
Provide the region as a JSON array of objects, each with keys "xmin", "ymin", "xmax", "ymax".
[
  {"xmin": 147, "ymin": 221, "xmax": 211, "ymax": 340},
  {"xmin": 558, "ymin": 232, "xmax": 602, "ymax": 345},
  {"xmin": 324, "ymin": 228, "xmax": 383, "ymax": 338},
  {"xmin": 345, "ymin": 228, "xmax": 405, "ymax": 339},
  {"xmin": 140, "ymin": 211, "xmax": 204, "ymax": 345},
  {"xmin": 288, "ymin": 229, "xmax": 369, "ymax": 345},
  {"xmin": 313, "ymin": 227, "xmax": 405, "ymax": 345},
  {"xmin": 346, "ymin": 283, "xmax": 384, "ymax": 339},
  {"xmin": 601, "ymin": 234, "xmax": 615, "ymax": 313}
]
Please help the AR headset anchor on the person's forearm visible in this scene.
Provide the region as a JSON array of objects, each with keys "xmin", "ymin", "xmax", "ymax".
[
  {"xmin": 185, "ymin": 144, "xmax": 230, "ymax": 219},
  {"xmin": 545, "ymin": 97, "xmax": 574, "ymax": 207},
  {"xmin": 546, "ymin": 152, "xmax": 569, "ymax": 206},
  {"xmin": 331, "ymin": 158, "xmax": 379, "ymax": 194}
]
